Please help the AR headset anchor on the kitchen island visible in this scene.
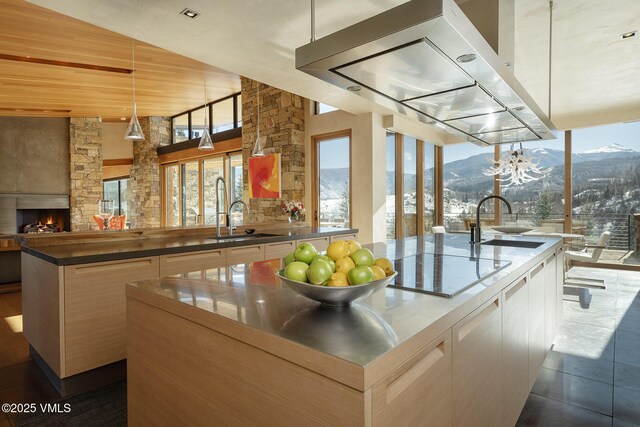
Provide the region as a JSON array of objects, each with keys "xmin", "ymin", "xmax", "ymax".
[
  {"xmin": 20, "ymin": 225, "xmax": 357, "ymax": 394},
  {"xmin": 126, "ymin": 234, "xmax": 563, "ymax": 426}
]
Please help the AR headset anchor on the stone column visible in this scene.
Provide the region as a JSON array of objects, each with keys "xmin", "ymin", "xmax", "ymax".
[
  {"xmin": 241, "ymin": 78, "xmax": 305, "ymax": 223},
  {"xmin": 69, "ymin": 117, "xmax": 103, "ymax": 231},
  {"xmin": 128, "ymin": 117, "xmax": 170, "ymax": 228}
]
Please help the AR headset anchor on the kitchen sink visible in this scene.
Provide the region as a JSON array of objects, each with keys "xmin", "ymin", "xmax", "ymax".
[
  {"xmin": 211, "ymin": 233, "xmax": 279, "ymax": 242},
  {"xmin": 480, "ymin": 239, "xmax": 544, "ymax": 249}
]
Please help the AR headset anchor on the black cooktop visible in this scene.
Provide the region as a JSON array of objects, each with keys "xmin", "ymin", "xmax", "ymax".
[{"xmin": 387, "ymin": 253, "xmax": 511, "ymax": 298}]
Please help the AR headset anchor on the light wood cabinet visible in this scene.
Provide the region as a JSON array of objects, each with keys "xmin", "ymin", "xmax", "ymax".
[
  {"xmin": 453, "ymin": 294, "xmax": 502, "ymax": 427},
  {"xmin": 371, "ymin": 330, "xmax": 452, "ymax": 426},
  {"xmin": 64, "ymin": 257, "xmax": 159, "ymax": 376},
  {"xmin": 264, "ymin": 240, "xmax": 296, "ymax": 260},
  {"xmin": 528, "ymin": 261, "xmax": 546, "ymax": 389},
  {"xmin": 226, "ymin": 244, "xmax": 264, "ymax": 265},
  {"xmin": 300, "ymin": 236, "xmax": 330, "ymax": 251},
  {"xmin": 545, "ymin": 253, "xmax": 558, "ymax": 350},
  {"xmin": 159, "ymin": 249, "xmax": 226, "ymax": 276},
  {"xmin": 502, "ymin": 275, "xmax": 530, "ymax": 427}
]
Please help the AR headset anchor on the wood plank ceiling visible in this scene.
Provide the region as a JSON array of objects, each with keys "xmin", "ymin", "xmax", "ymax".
[{"xmin": 0, "ymin": 0, "xmax": 241, "ymax": 120}]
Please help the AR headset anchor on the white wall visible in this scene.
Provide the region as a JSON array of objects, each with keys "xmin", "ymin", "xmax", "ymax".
[{"xmin": 305, "ymin": 103, "xmax": 387, "ymax": 244}]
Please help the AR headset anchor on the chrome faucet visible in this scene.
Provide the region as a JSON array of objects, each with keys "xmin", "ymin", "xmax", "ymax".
[
  {"xmin": 215, "ymin": 177, "xmax": 228, "ymax": 238},
  {"xmin": 474, "ymin": 195, "xmax": 512, "ymax": 243},
  {"xmin": 227, "ymin": 200, "xmax": 250, "ymax": 236}
]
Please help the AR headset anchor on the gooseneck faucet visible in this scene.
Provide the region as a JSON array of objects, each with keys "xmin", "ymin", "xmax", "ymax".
[
  {"xmin": 474, "ymin": 195, "xmax": 512, "ymax": 243},
  {"xmin": 227, "ymin": 200, "xmax": 250, "ymax": 236},
  {"xmin": 215, "ymin": 177, "xmax": 227, "ymax": 238}
]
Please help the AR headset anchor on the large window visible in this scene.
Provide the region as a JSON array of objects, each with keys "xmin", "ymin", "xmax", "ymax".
[
  {"xmin": 103, "ymin": 178, "xmax": 129, "ymax": 219},
  {"xmin": 571, "ymin": 122, "xmax": 640, "ymax": 249},
  {"xmin": 314, "ymin": 133, "xmax": 350, "ymax": 228},
  {"xmin": 424, "ymin": 140, "xmax": 435, "ymax": 233},
  {"xmin": 403, "ymin": 136, "xmax": 418, "ymax": 237},
  {"xmin": 386, "ymin": 132, "xmax": 396, "ymax": 239},
  {"xmin": 162, "ymin": 151, "xmax": 244, "ymax": 227},
  {"xmin": 170, "ymin": 92, "xmax": 241, "ymax": 144},
  {"xmin": 314, "ymin": 102, "xmax": 338, "ymax": 114}
]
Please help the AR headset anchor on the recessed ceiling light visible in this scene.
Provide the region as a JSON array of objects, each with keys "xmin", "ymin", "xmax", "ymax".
[
  {"xmin": 621, "ymin": 30, "xmax": 636, "ymax": 39},
  {"xmin": 456, "ymin": 54, "xmax": 476, "ymax": 63},
  {"xmin": 347, "ymin": 85, "xmax": 361, "ymax": 92},
  {"xmin": 120, "ymin": 117, "xmax": 127, "ymax": 121},
  {"xmin": 180, "ymin": 8, "xmax": 199, "ymax": 18}
]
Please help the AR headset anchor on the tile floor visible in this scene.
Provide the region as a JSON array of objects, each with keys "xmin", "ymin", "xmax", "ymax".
[
  {"xmin": 1, "ymin": 266, "xmax": 639, "ymax": 426},
  {"xmin": 517, "ymin": 267, "xmax": 640, "ymax": 426}
]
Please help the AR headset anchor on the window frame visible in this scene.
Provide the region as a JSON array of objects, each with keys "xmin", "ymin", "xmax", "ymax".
[{"xmin": 170, "ymin": 92, "xmax": 242, "ymax": 144}]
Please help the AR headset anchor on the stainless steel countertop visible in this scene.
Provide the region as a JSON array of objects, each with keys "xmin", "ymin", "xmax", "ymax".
[{"xmin": 128, "ymin": 234, "xmax": 562, "ymax": 368}]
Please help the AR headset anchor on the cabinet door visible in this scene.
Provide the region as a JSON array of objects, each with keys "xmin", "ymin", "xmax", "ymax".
[
  {"xmin": 159, "ymin": 249, "xmax": 226, "ymax": 277},
  {"xmin": 226, "ymin": 244, "xmax": 264, "ymax": 265},
  {"xmin": 452, "ymin": 295, "xmax": 502, "ymax": 427},
  {"xmin": 264, "ymin": 240, "xmax": 296, "ymax": 260},
  {"xmin": 528, "ymin": 261, "xmax": 546, "ymax": 389},
  {"xmin": 545, "ymin": 253, "xmax": 558, "ymax": 351},
  {"xmin": 64, "ymin": 257, "xmax": 160, "ymax": 376},
  {"xmin": 372, "ymin": 330, "xmax": 451, "ymax": 426},
  {"xmin": 302, "ymin": 236, "xmax": 330, "ymax": 251},
  {"xmin": 502, "ymin": 275, "xmax": 529, "ymax": 427}
]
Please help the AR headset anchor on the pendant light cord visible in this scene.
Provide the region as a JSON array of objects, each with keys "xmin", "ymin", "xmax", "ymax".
[
  {"xmin": 310, "ymin": 0, "xmax": 316, "ymax": 42},
  {"xmin": 131, "ymin": 41, "xmax": 136, "ymax": 111},
  {"xmin": 257, "ymin": 83, "xmax": 260, "ymax": 137},
  {"xmin": 548, "ymin": 0, "xmax": 553, "ymax": 120},
  {"xmin": 203, "ymin": 63, "xmax": 208, "ymax": 130}
]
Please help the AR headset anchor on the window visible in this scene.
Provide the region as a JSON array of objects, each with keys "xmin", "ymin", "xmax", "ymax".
[
  {"xmin": 423, "ymin": 141, "xmax": 435, "ymax": 233},
  {"xmin": 170, "ymin": 92, "xmax": 242, "ymax": 144},
  {"xmin": 443, "ymin": 143, "xmax": 495, "ymax": 232},
  {"xmin": 314, "ymin": 102, "xmax": 338, "ymax": 114},
  {"xmin": 386, "ymin": 132, "xmax": 396, "ymax": 239},
  {"xmin": 103, "ymin": 178, "xmax": 129, "ymax": 221},
  {"xmin": 313, "ymin": 133, "xmax": 350, "ymax": 228},
  {"xmin": 162, "ymin": 152, "xmax": 243, "ymax": 227},
  {"xmin": 571, "ymin": 121, "xmax": 640, "ymax": 249},
  {"xmin": 403, "ymin": 136, "xmax": 418, "ymax": 237}
]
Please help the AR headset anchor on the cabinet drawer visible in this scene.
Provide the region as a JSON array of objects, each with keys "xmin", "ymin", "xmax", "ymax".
[
  {"xmin": 226, "ymin": 244, "xmax": 264, "ymax": 265},
  {"xmin": 64, "ymin": 257, "xmax": 160, "ymax": 376},
  {"xmin": 159, "ymin": 249, "xmax": 226, "ymax": 276},
  {"xmin": 264, "ymin": 240, "xmax": 296, "ymax": 260},
  {"xmin": 372, "ymin": 330, "xmax": 452, "ymax": 426},
  {"xmin": 301, "ymin": 237, "xmax": 330, "ymax": 251}
]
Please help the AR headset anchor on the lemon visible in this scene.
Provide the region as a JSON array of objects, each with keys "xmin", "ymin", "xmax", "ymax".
[
  {"xmin": 345, "ymin": 239, "xmax": 361, "ymax": 255},
  {"xmin": 327, "ymin": 271, "xmax": 349, "ymax": 287},
  {"xmin": 335, "ymin": 256, "xmax": 356, "ymax": 275},
  {"xmin": 326, "ymin": 240, "xmax": 350, "ymax": 261},
  {"xmin": 370, "ymin": 265, "xmax": 386, "ymax": 281},
  {"xmin": 374, "ymin": 257, "xmax": 394, "ymax": 276}
]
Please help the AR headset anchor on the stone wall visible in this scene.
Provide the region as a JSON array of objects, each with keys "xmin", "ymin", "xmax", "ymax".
[
  {"xmin": 69, "ymin": 117, "xmax": 103, "ymax": 231},
  {"xmin": 241, "ymin": 78, "xmax": 305, "ymax": 223},
  {"xmin": 128, "ymin": 116, "xmax": 170, "ymax": 228}
]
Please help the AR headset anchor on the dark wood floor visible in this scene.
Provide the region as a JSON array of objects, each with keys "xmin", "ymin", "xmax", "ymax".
[{"xmin": 0, "ymin": 291, "xmax": 59, "ymax": 427}]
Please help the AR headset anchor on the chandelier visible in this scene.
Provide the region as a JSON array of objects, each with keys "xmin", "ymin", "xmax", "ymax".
[{"xmin": 483, "ymin": 143, "xmax": 552, "ymax": 187}]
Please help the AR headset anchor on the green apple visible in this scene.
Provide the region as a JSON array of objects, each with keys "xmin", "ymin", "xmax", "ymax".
[
  {"xmin": 347, "ymin": 266, "xmax": 374, "ymax": 285},
  {"xmin": 285, "ymin": 261, "xmax": 309, "ymax": 283},
  {"xmin": 306, "ymin": 259, "xmax": 333, "ymax": 285},
  {"xmin": 283, "ymin": 252, "xmax": 295, "ymax": 266},
  {"xmin": 294, "ymin": 242, "xmax": 318, "ymax": 265},
  {"xmin": 312, "ymin": 254, "xmax": 336, "ymax": 272},
  {"xmin": 350, "ymin": 248, "xmax": 375, "ymax": 267}
]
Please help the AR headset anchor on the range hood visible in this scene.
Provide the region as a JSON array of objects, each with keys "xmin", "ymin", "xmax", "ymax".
[{"xmin": 295, "ymin": 0, "xmax": 555, "ymax": 145}]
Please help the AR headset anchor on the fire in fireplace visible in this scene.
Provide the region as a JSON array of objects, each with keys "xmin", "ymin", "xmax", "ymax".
[{"xmin": 17, "ymin": 209, "xmax": 70, "ymax": 233}]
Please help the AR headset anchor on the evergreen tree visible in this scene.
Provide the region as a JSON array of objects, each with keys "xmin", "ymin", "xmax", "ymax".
[
  {"xmin": 533, "ymin": 189, "xmax": 554, "ymax": 224},
  {"xmin": 338, "ymin": 183, "xmax": 349, "ymax": 222}
]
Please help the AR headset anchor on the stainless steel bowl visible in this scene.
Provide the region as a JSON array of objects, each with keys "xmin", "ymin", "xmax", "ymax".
[{"xmin": 276, "ymin": 270, "xmax": 397, "ymax": 306}]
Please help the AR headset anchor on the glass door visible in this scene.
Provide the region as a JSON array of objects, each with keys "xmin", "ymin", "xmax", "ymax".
[{"xmin": 313, "ymin": 133, "xmax": 350, "ymax": 228}]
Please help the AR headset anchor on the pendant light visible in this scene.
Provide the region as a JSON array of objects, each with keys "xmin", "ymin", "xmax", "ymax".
[
  {"xmin": 198, "ymin": 64, "xmax": 214, "ymax": 150},
  {"xmin": 124, "ymin": 41, "xmax": 145, "ymax": 141},
  {"xmin": 251, "ymin": 81, "xmax": 265, "ymax": 157}
]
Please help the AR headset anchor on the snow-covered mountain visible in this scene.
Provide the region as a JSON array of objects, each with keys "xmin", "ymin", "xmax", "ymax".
[{"xmin": 582, "ymin": 143, "xmax": 636, "ymax": 154}]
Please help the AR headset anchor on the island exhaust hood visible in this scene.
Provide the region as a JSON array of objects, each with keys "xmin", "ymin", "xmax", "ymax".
[{"xmin": 295, "ymin": 0, "xmax": 555, "ymax": 145}]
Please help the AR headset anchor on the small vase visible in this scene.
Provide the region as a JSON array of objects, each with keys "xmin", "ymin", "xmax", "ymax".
[{"xmin": 289, "ymin": 212, "xmax": 300, "ymax": 222}]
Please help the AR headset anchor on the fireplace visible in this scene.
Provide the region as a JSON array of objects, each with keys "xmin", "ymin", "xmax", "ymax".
[{"xmin": 17, "ymin": 208, "xmax": 70, "ymax": 233}]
